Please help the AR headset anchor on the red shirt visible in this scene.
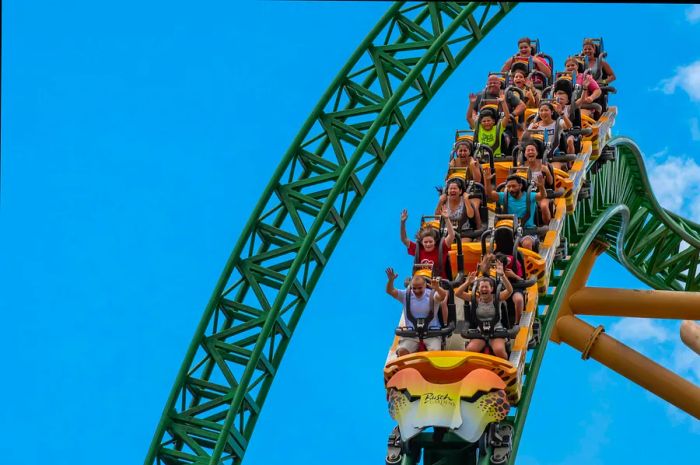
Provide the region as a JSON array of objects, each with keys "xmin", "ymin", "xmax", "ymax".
[
  {"xmin": 505, "ymin": 254, "xmax": 525, "ymax": 278},
  {"xmin": 408, "ymin": 240, "xmax": 450, "ymax": 278}
]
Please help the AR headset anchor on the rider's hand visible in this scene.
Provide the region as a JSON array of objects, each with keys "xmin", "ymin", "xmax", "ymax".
[
  {"xmin": 400, "ymin": 209, "xmax": 408, "ymax": 223},
  {"xmin": 496, "ymin": 261, "xmax": 504, "ymax": 276},
  {"xmin": 386, "ymin": 267, "xmax": 398, "ymax": 281}
]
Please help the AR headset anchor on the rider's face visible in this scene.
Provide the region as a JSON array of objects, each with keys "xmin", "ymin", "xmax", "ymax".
[
  {"xmin": 486, "ymin": 77, "xmax": 501, "ymax": 94},
  {"xmin": 513, "ymin": 72, "xmax": 526, "ymax": 87},
  {"xmin": 480, "ymin": 116, "xmax": 495, "ymax": 130},
  {"xmin": 457, "ymin": 145, "xmax": 471, "ymax": 159},
  {"xmin": 518, "ymin": 41, "xmax": 531, "ymax": 56},
  {"xmin": 525, "ymin": 144, "xmax": 538, "ymax": 160},
  {"xmin": 506, "ymin": 179, "xmax": 522, "ymax": 196},
  {"xmin": 412, "ymin": 278, "xmax": 426, "ymax": 297},
  {"xmin": 478, "ymin": 279, "xmax": 493, "ymax": 296},
  {"xmin": 421, "ymin": 236, "xmax": 436, "ymax": 251}
]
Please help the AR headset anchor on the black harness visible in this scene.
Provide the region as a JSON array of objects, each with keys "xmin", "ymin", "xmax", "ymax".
[
  {"xmin": 404, "ymin": 286, "xmax": 436, "ymax": 338},
  {"xmin": 466, "ymin": 278, "xmax": 507, "ymax": 333}
]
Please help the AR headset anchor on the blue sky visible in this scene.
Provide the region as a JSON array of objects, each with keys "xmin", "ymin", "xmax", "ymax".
[{"xmin": 2, "ymin": 2, "xmax": 700, "ymax": 465}]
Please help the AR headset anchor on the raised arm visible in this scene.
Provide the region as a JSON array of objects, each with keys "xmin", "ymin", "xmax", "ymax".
[
  {"xmin": 385, "ymin": 267, "xmax": 400, "ymax": 299},
  {"xmin": 400, "ymin": 209, "xmax": 410, "ymax": 247},
  {"xmin": 430, "ymin": 277, "xmax": 447, "ymax": 303},
  {"xmin": 466, "ymin": 93, "xmax": 478, "ymax": 129},
  {"xmin": 499, "ymin": 96, "xmax": 511, "ymax": 127},
  {"xmin": 543, "ymin": 164, "xmax": 554, "ymax": 187},
  {"xmin": 442, "ymin": 207, "xmax": 455, "ymax": 245},
  {"xmin": 525, "ymin": 78, "xmax": 540, "ymax": 108},
  {"xmin": 462, "ymin": 191, "xmax": 475, "ymax": 219},
  {"xmin": 469, "ymin": 158, "xmax": 482, "ymax": 184},
  {"xmin": 483, "ymin": 166, "xmax": 500, "ymax": 202},
  {"xmin": 454, "ymin": 271, "xmax": 476, "ymax": 300},
  {"xmin": 496, "ymin": 262, "xmax": 513, "ymax": 301},
  {"xmin": 534, "ymin": 173, "xmax": 547, "ymax": 201},
  {"xmin": 435, "ymin": 193, "xmax": 447, "ymax": 216},
  {"xmin": 479, "ymin": 253, "xmax": 495, "ymax": 276},
  {"xmin": 552, "ymin": 98, "xmax": 571, "ymax": 130}
]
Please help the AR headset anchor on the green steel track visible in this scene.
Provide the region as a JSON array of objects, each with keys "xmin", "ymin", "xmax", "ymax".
[
  {"xmin": 507, "ymin": 137, "xmax": 700, "ymax": 464},
  {"xmin": 145, "ymin": 3, "xmax": 518, "ymax": 464},
  {"xmin": 145, "ymin": 1, "xmax": 700, "ymax": 464}
]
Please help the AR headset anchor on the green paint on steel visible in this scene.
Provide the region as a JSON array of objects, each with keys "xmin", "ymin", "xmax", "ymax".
[
  {"xmin": 507, "ymin": 136, "xmax": 700, "ymax": 463},
  {"xmin": 145, "ymin": 3, "xmax": 518, "ymax": 464}
]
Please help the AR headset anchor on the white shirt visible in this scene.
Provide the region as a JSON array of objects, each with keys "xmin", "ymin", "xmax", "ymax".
[{"xmin": 395, "ymin": 288, "xmax": 441, "ymax": 329}]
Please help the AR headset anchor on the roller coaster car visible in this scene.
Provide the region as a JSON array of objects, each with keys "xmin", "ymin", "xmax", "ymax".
[
  {"xmin": 485, "ymin": 214, "xmax": 546, "ymax": 293},
  {"xmin": 384, "ymin": 350, "xmax": 516, "ymax": 463}
]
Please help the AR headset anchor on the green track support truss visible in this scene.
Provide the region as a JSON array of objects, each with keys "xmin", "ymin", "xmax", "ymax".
[
  {"xmin": 145, "ymin": 3, "xmax": 518, "ymax": 464},
  {"xmin": 507, "ymin": 137, "xmax": 700, "ymax": 463}
]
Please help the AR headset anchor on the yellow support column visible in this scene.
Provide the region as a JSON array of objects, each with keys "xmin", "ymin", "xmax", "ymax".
[
  {"xmin": 551, "ymin": 242, "xmax": 700, "ymax": 419},
  {"xmin": 556, "ymin": 315, "xmax": 700, "ymax": 419},
  {"xmin": 570, "ymin": 287, "xmax": 700, "ymax": 319}
]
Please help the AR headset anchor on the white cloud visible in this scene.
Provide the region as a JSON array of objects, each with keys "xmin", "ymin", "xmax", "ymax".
[
  {"xmin": 608, "ymin": 318, "xmax": 673, "ymax": 344},
  {"xmin": 691, "ymin": 118, "xmax": 700, "ymax": 141},
  {"xmin": 644, "ymin": 150, "xmax": 700, "ymax": 222},
  {"xmin": 687, "ymin": 5, "xmax": 700, "ymax": 24},
  {"xmin": 659, "ymin": 60, "xmax": 700, "ymax": 101}
]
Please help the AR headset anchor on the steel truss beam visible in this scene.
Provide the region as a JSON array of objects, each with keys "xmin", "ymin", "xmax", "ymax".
[
  {"xmin": 508, "ymin": 137, "xmax": 700, "ymax": 463},
  {"xmin": 145, "ymin": 3, "xmax": 518, "ymax": 464}
]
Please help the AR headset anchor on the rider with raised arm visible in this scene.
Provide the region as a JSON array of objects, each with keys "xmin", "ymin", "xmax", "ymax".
[
  {"xmin": 454, "ymin": 261, "xmax": 513, "ymax": 360},
  {"xmin": 466, "ymin": 74, "xmax": 525, "ymax": 130},
  {"xmin": 386, "ymin": 267, "xmax": 448, "ymax": 356},
  {"xmin": 477, "ymin": 96, "xmax": 512, "ymax": 159},
  {"xmin": 400, "ymin": 209, "xmax": 455, "ymax": 277},
  {"xmin": 483, "ymin": 166, "xmax": 547, "ymax": 251}
]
